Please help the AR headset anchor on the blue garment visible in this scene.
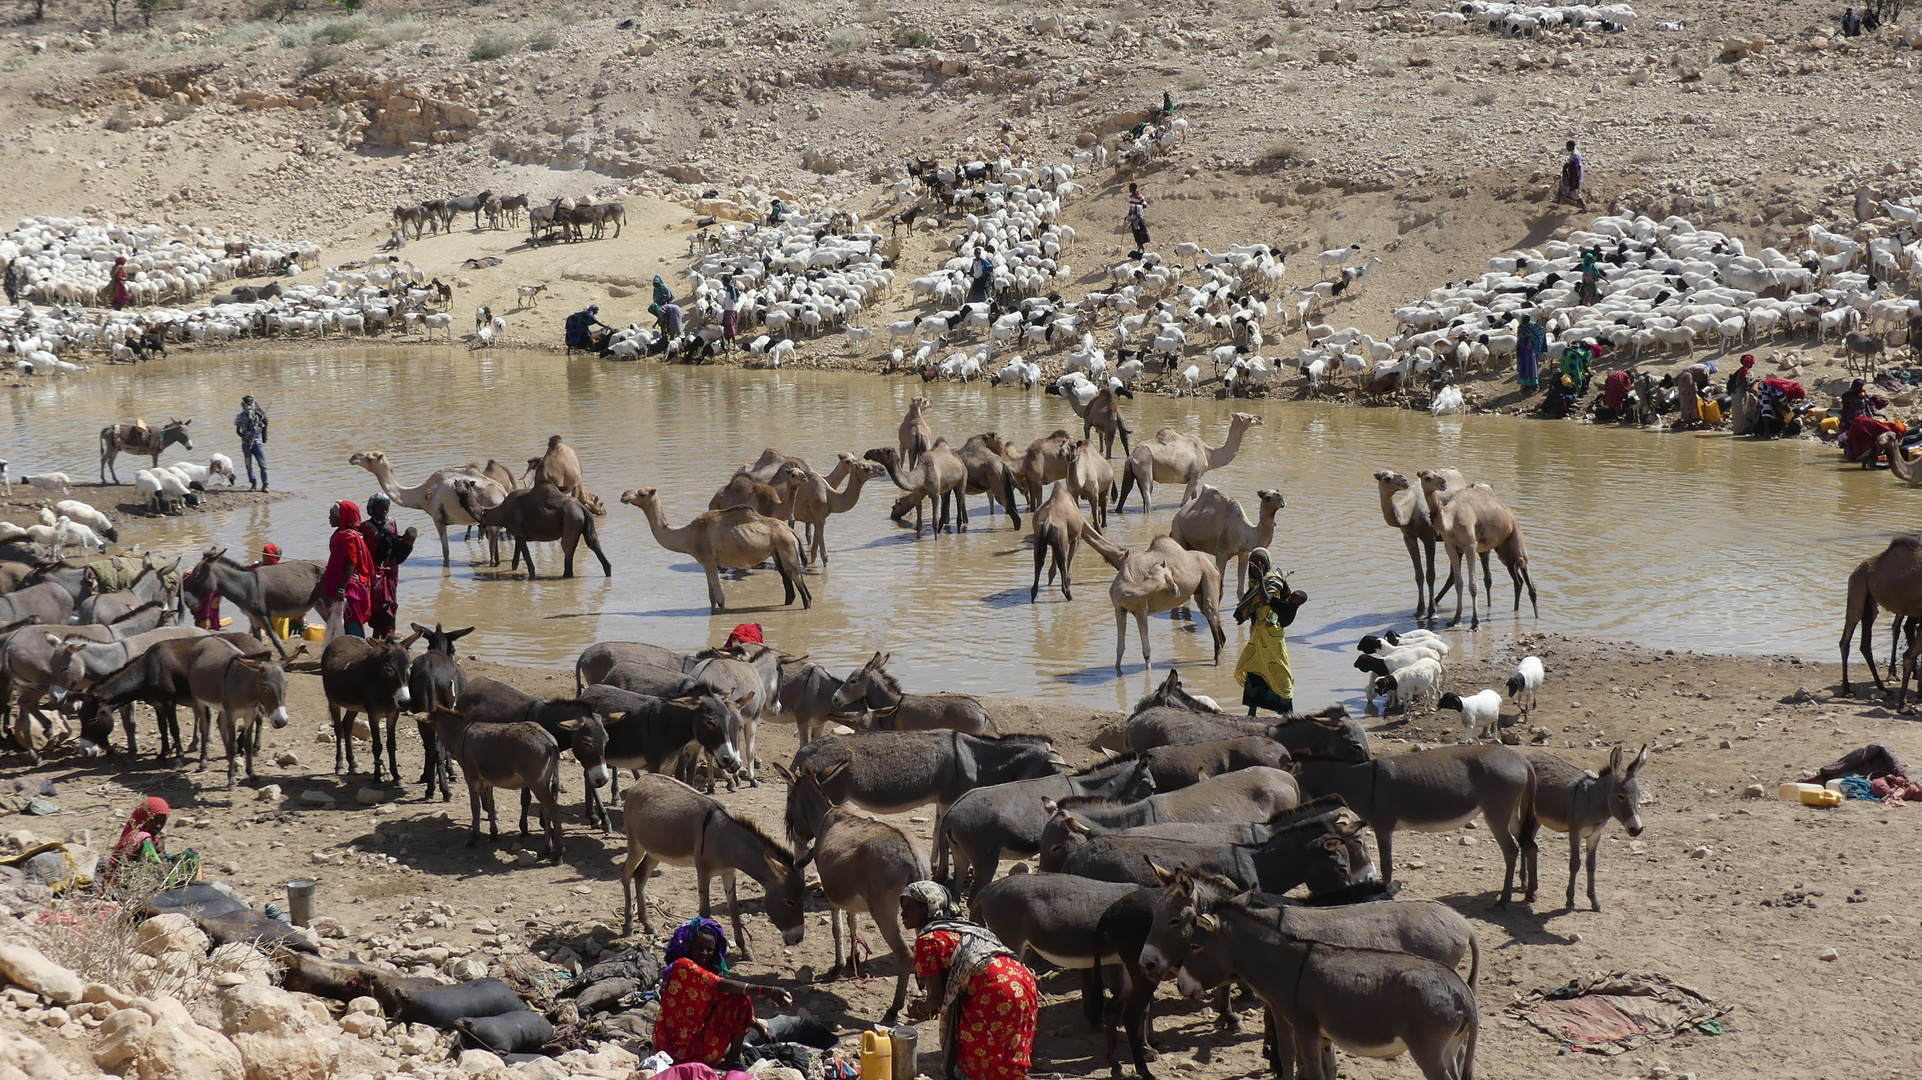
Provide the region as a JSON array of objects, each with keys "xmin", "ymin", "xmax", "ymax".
[
  {"xmin": 1516, "ymin": 321, "xmax": 1547, "ymax": 387},
  {"xmin": 242, "ymin": 442, "xmax": 267, "ymax": 489}
]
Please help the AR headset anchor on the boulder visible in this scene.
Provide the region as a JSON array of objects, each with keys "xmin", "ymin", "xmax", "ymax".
[
  {"xmin": 137, "ymin": 997, "xmax": 246, "ymax": 1080},
  {"xmin": 218, "ymin": 984, "xmax": 340, "ymax": 1080},
  {"xmin": 0, "ymin": 943, "xmax": 83, "ymax": 1004},
  {"xmin": 137, "ymin": 912, "xmax": 211, "ymax": 958},
  {"xmin": 94, "ymin": 1009, "xmax": 153, "ymax": 1070},
  {"xmin": 0, "ymin": 1027, "xmax": 73, "ymax": 1079}
]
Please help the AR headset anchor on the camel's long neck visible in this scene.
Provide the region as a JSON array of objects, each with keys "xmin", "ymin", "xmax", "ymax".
[
  {"xmin": 1256, "ymin": 505, "xmax": 1280, "ymax": 547},
  {"xmin": 1207, "ymin": 423, "xmax": 1248, "ymax": 470},
  {"xmin": 640, "ymin": 503, "xmax": 693, "ymax": 553},
  {"xmin": 831, "ymin": 472, "xmax": 873, "ymax": 511},
  {"xmin": 1083, "ymin": 529, "xmax": 1129, "ymax": 570},
  {"xmin": 882, "ymin": 460, "xmax": 914, "ymax": 492}
]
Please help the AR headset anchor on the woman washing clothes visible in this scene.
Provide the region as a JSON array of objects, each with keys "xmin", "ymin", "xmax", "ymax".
[
  {"xmin": 105, "ymin": 797, "xmax": 199, "ymax": 887},
  {"xmin": 901, "ymin": 880, "xmax": 1039, "ymax": 1080},
  {"xmin": 1232, "ymin": 548, "xmax": 1308, "ymax": 716},
  {"xmin": 652, "ymin": 918, "xmax": 793, "ymax": 1069}
]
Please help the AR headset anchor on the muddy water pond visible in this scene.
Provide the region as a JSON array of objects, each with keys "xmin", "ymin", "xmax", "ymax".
[{"xmin": 8, "ymin": 346, "xmax": 1910, "ymax": 713}]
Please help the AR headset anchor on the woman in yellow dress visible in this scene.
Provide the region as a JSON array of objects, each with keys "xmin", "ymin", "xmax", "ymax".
[{"xmin": 1232, "ymin": 548, "xmax": 1308, "ymax": 716}]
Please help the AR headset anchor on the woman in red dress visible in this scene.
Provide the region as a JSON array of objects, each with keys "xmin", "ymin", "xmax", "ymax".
[
  {"xmin": 652, "ymin": 918, "xmax": 793, "ymax": 1068},
  {"xmin": 320, "ymin": 501, "xmax": 373, "ymax": 637},
  {"xmin": 902, "ymin": 880, "xmax": 1039, "ymax": 1080}
]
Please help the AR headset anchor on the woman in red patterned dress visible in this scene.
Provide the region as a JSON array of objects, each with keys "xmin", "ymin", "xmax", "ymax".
[
  {"xmin": 651, "ymin": 918, "xmax": 793, "ymax": 1068},
  {"xmin": 901, "ymin": 881, "xmax": 1039, "ymax": 1080}
]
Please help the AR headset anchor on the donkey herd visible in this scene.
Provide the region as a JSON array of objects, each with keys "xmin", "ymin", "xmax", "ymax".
[
  {"xmin": 390, "ymin": 189, "xmax": 625, "ymax": 245},
  {"xmin": 0, "ymin": 522, "xmax": 1648, "ymax": 1080}
]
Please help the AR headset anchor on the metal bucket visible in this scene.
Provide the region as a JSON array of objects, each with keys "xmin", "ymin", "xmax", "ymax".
[
  {"xmin": 286, "ymin": 880, "xmax": 316, "ymax": 927},
  {"xmin": 889, "ymin": 1026, "xmax": 918, "ymax": 1080}
]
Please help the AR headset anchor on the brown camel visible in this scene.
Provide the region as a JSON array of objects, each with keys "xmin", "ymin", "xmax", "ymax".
[
  {"xmin": 621, "ymin": 487, "xmax": 812, "ymax": 612},
  {"xmin": 899, "ymin": 397, "xmax": 934, "ymax": 469},
  {"xmin": 793, "ymin": 459, "xmax": 886, "ymax": 566},
  {"xmin": 710, "ymin": 461, "xmax": 809, "ymax": 520},
  {"xmin": 1418, "ymin": 469, "xmax": 1538, "ymax": 629},
  {"xmin": 1084, "ymin": 531, "xmax": 1225, "ymax": 672},
  {"xmin": 350, "ymin": 450, "xmax": 507, "ymax": 566},
  {"xmin": 1840, "ymin": 534, "xmax": 1922, "ymax": 696},
  {"xmin": 1017, "ymin": 430, "xmax": 1078, "ymax": 510},
  {"xmin": 454, "ymin": 479, "xmax": 611, "ymax": 581},
  {"xmin": 952, "ymin": 433, "xmax": 1024, "ymax": 529},
  {"xmin": 1030, "ymin": 482, "xmax": 1098, "ymax": 601},
  {"xmin": 525, "ymin": 435, "xmax": 604, "ymax": 515},
  {"xmin": 740, "ymin": 448, "xmax": 815, "ymax": 483},
  {"xmin": 1065, "ymin": 438, "xmax": 1116, "ymax": 529},
  {"xmin": 1068, "ymin": 385, "xmax": 1133, "ymax": 457},
  {"xmin": 1115, "ymin": 411, "xmax": 1263, "ymax": 514},
  {"xmin": 866, "ymin": 443, "xmax": 968, "ymax": 536},
  {"xmin": 1170, "ymin": 485, "xmax": 1287, "ymax": 596},
  {"xmin": 1876, "ymin": 433, "xmax": 1922, "ymax": 487},
  {"xmin": 1373, "ymin": 468, "xmax": 1461, "ymax": 621}
]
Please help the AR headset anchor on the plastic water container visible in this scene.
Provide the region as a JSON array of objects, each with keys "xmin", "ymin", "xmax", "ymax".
[
  {"xmin": 1778, "ymin": 782, "xmax": 1824, "ymax": 802},
  {"xmin": 1802, "ymin": 788, "xmax": 1842, "ymax": 807},
  {"xmin": 859, "ymin": 1030, "xmax": 893, "ymax": 1080}
]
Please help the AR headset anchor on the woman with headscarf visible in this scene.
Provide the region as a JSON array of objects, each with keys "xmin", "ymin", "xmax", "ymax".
[
  {"xmin": 1728, "ymin": 354, "xmax": 1762, "ymax": 435},
  {"xmin": 652, "ymin": 917, "xmax": 793, "ymax": 1068},
  {"xmin": 652, "ymin": 274, "xmax": 676, "ymax": 309},
  {"xmin": 901, "ymin": 880, "xmax": 1038, "ymax": 1080},
  {"xmin": 1232, "ymin": 548, "xmax": 1308, "ymax": 717},
  {"xmin": 321, "ymin": 501, "xmax": 374, "ymax": 638},
  {"xmin": 358, "ymin": 494, "xmax": 415, "ymax": 639},
  {"xmin": 110, "ymin": 256, "xmax": 132, "ymax": 310},
  {"xmin": 1515, "ymin": 313, "xmax": 1546, "ymax": 392},
  {"xmin": 105, "ymin": 797, "xmax": 197, "ymax": 886},
  {"xmin": 719, "ymin": 274, "xmax": 741, "ymax": 351}
]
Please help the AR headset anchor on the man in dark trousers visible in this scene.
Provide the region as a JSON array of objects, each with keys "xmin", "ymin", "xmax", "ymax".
[{"xmin": 235, "ymin": 394, "xmax": 269, "ymax": 491}]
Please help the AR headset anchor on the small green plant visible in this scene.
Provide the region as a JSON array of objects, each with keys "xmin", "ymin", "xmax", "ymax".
[
  {"xmin": 1259, "ymin": 138, "xmax": 1300, "ymax": 167},
  {"xmin": 894, "ymin": 27, "xmax": 934, "ymax": 47},
  {"xmin": 312, "ymin": 17, "xmax": 362, "ymax": 43},
  {"xmin": 1180, "ymin": 69, "xmax": 1206, "ymax": 91},
  {"xmin": 827, "ymin": 25, "xmax": 868, "ymax": 52},
  {"xmin": 527, "ymin": 28, "xmax": 557, "ymax": 51},
  {"xmin": 302, "ymin": 42, "xmax": 341, "ymax": 73},
  {"xmin": 468, "ymin": 30, "xmax": 520, "ymax": 61},
  {"xmin": 98, "ymin": 51, "xmax": 130, "ymax": 72},
  {"xmin": 105, "ymin": 104, "xmax": 135, "ymax": 130},
  {"xmin": 161, "ymin": 97, "xmax": 195, "ymax": 121},
  {"xmin": 1471, "ymin": 88, "xmax": 1497, "ymax": 106}
]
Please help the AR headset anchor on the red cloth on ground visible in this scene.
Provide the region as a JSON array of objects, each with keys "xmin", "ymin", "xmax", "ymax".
[
  {"xmin": 724, "ymin": 623, "xmax": 763, "ymax": 648},
  {"xmin": 1841, "ymin": 416, "xmax": 1902, "ymax": 463},
  {"xmin": 652, "ymin": 958, "xmax": 756, "ymax": 1067},
  {"xmin": 915, "ymin": 929, "xmax": 1039, "ymax": 1080}
]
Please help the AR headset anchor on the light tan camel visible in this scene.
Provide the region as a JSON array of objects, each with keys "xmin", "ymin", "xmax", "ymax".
[
  {"xmin": 741, "ymin": 448, "xmax": 815, "ymax": 483},
  {"xmin": 1017, "ymin": 430, "xmax": 1078, "ymax": 510},
  {"xmin": 1841, "ymin": 534, "xmax": 1922, "ymax": 697},
  {"xmin": 866, "ymin": 443, "xmax": 968, "ymax": 536},
  {"xmin": 349, "ymin": 450, "xmax": 507, "ymax": 566},
  {"xmin": 793, "ymin": 459, "xmax": 885, "ymax": 566},
  {"xmin": 710, "ymin": 461, "xmax": 809, "ymax": 520},
  {"xmin": 1065, "ymin": 438, "xmax": 1116, "ymax": 529},
  {"xmin": 621, "ymin": 487, "xmax": 813, "ymax": 612},
  {"xmin": 1115, "ymin": 411, "xmax": 1263, "ymax": 514},
  {"xmin": 1169, "ymin": 485, "xmax": 1286, "ymax": 596},
  {"xmin": 1084, "ymin": 531, "xmax": 1226, "ymax": 672},
  {"xmin": 1877, "ymin": 433, "xmax": 1922, "ymax": 488},
  {"xmin": 1373, "ymin": 468, "xmax": 1461, "ymax": 620},
  {"xmin": 525, "ymin": 435, "xmax": 604, "ymax": 515},
  {"xmin": 898, "ymin": 397, "xmax": 934, "ymax": 469},
  {"xmin": 1067, "ymin": 385, "xmax": 1133, "ymax": 457},
  {"xmin": 1418, "ymin": 469, "xmax": 1538, "ymax": 629},
  {"xmin": 1030, "ymin": 481, "xmax": 1098, "ymax": 601}
]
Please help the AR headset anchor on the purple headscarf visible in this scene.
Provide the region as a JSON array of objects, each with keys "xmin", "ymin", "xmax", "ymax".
[{"xmin": 663, "ymin": 917, "xmax": 730, "ymax": 974}]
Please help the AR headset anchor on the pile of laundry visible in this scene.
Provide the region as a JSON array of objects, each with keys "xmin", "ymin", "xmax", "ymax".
[{"xmin": 1807, "ymin": 743, "xmax": 1922, "ymax": 805}]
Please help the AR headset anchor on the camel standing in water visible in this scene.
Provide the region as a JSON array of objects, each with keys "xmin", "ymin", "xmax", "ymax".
[
  {"xmin": 1069, "ymin": 385, "xmax": 1133, "ymax": 457},
  {"xmin": 622, "ymin": 487, "xmax": 812, "ymax": 612},
  {"xmin": 350, "ymin": 450, "xmax": 508, "ymax": 566},
  {"xmin": 866, "ymin": 444, "xmax": 968, "ymax": 537},
  {"xmin": 1115, "ymin": 412, "xmax": 1263, "ymax": 514},
  {"xmin": 1016, "ymin": 430, "xmax": 1078, "ymax": 511},
  {"xmin": 1841, "ymin": 534, "xmax": 1922, "ymax": 697},
  {"xmin": 1085, "ymin": 531, "xmax": 1226, "ymax": 673},
  {"xmin": 792, "ymin": 458, "xmax": 886, "ymax": 567},
  {"xmin": 1418, "ymin": 469, "xmax": 1537, "ymax": 629},
  {"xmin": 898, "ymin": 397, "xmax": 934, "ymax": 468},
  {"xmin": 1170, "ymin": 486, "xmax": 1286, "ymax": 596},
  {"xmin": 1373, "ymin": 469, "xmax": 1461, "ymax": 621}
]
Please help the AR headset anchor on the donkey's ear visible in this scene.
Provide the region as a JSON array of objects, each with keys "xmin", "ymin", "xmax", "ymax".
[
  {"xmin": 1149, "ymin": 861, "xmax": 1178, "ymax": 886},
  {"xmin": 1195, "ymin": 913, "xmax": 1221, "ymax": 934},
  {"xmin": 816, "ymin": 760, "xmax": 850, "ymax": 784},
  {"xmin": 1040, "ymin": 798, "xmax": 1059, "ymax": 814},
  {"xmin": 768, "ymin": 761, "xmax": 796, "ymax": 784},
  {"xmin": 1627, "ymin": 744, "xmax": 1649, "ymax": 777},
  {"xmin": 1605, "ymin": 745, "xmax": 1623, "ymax": 776},
  {"xmin": 792, "ymin": 841, "xmax": 816, "ymax": 870}
]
